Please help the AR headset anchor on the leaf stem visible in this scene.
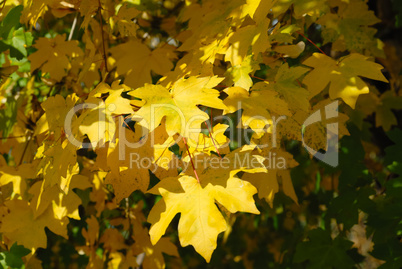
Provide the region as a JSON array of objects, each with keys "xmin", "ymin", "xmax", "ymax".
[
  {"xmin": 296, "ymin": 31, "xmax": 327, "ymax": 56},
  {"xmin": 205, "ymin": 121, "xmax": 222, "ymax": 158},
  {"xmin": 250, "ymin": 75, "xmax": 269, "ymax": 82},
  {"xmin": 0, "ymin": 0, "xmax": 6, "ymax": 14},
  {"xmin": 182, "ymin": 137, "xmax": 200, "ymax": 183}
]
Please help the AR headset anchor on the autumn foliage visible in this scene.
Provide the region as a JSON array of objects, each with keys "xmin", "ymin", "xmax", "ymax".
[{"xmin": 0, "ymin": 0, "xmax": 401, "ymax": 268}]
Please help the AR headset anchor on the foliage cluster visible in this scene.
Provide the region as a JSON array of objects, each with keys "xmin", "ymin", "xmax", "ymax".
[{"xmin": 0, "ymin": 0, "xmax": 401, "ymax": 268}]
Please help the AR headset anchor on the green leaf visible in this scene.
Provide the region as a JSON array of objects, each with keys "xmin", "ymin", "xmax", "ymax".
[
  {"xmin": 0, "ymin": 5, "xmax": 23, "ymax": 39},
  {"xmin": 9, "ymin": 28, "xmax": 32, "ymax": 60},
  {"xmin": 0, "ymin": 242, "xmax": 30, "ymax": 268},
  {"xmin": 294, "ymin": 228, "xmax": 355, "ymax": 269}
]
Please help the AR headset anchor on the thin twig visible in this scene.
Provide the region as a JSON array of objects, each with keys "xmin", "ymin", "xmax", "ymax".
[
  {"xmin": 182, "ymin": 137, "xmax": 200, "ymax": 183},
  {"xmin": 18, "ymin": 137, "xmax": 31, "ymax": 165},
  {"xmin": 97, "ymin": 0, "xmax": 109, "ymax": 73},
  {"xmin": 296, "ymin": 31, "xmax": 327, "ymax": 55},
  {"xmin": 202, "ymin": 108, "xmax": 222, "ymax": 158},
  {"xmin": 68, "ymin": 13, "xmax": 78, "ymax": 41},
  {"xmin": 205, "ymin": 121, "xmax": 222, "ymax": 158},
  {"xmin": 250, "ymin": 75, "xmax": 269, "ymax": 82}
]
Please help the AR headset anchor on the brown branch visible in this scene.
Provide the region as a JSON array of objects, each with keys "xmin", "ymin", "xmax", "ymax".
[
  {"xmin": 97, "ymin": 0, "xmax": 109, "ymax": 73},
  {"xmin": 18, "ymin": 137, "xmax": 31, "ymax": 165}
]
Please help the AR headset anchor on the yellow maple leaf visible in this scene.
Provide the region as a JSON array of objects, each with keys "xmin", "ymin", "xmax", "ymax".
[
  {"xmin": 223, "ymin": 86, "xmax": 271, "ymax": 134},
  {"xmin": 21, "ymin": 0, "xmax": 49, "ymax": 26},
  {"xmin": 267, "ymin": 63, "xmax": 310, "ymax": 112},
  {"xmin": 0, "ymin": 199, "xmax": 68, "ymax": 251},
  {"xmin": 105, "ymin": 121, "xmax": 179, "ymax": 202},
  {"xmin": 243, "ymin": 171, "xmax": 278, "ymax": 206},
  {"xmin": 28, "ymin": 35, "xmax": 83, "ymax": 81},
  {"xmin": 225, "ymin": 17, "xmax": 271, "ymax": 65},
  {"xmin": 130, "ymin": 76, "xmax": 226, "ymax": 139},
  {"xmin": 274, "ymin": 99, "xmax": 350, "ymax": 153},
  {"xmin": 38, "ymin": 94, "xmax": 79, "ymax": 138},
  {"xmin": 274, "ymin": 41, "xmax": 305, "ymax": 58},
  {"xmin": 82, "ymin": 215, "xmax": 99, "ymax": 248},
  {"xmin": 110, "ymin": 40, "xmax": 175, "ymax": 89},
  {"xmin": 71, "ymin": 97, "xmax": 117, "ymax": 148},
  {"xmin": 224, "ymin": 54, "xmax": 260, "ymax": 90},
  {"xmin": 186, "ymin": 123, "xmax": 230, "ymax": 156},
  {"xmin": 317, "ymin": 0, "xmax": 384, "ymax": 56},
  {"xmin": 132, "ymin": 219, "xmax": 179, "ymax": 269},
  {"xmin": 110, "ymin": 3, "xmax": 141, "ymax": 36},
  {"xmin": 89, "ymin": 81, "xmax": 134, "ymax": 115},
  {"xmin": 272, "ymin": 0, "xmax": 328, "ymax": 18},
  {"xmin": 0, "ymin": 161, "xmax": 36, "ymax": 197},
  {"xmin": 80, "ymin": 215, "xmax": 104, "ymax": 268},
  {"xmin": 242, "ymin": 146, "xmax": 298, "ymax": 206},
  {"xmin": 105, "ymin": 127, "xmax": 154, "ymax": 202},
  {"xmin": 223, "ymin": 85, "xmax": 292, "ymax": 137},
  {"xmin": 250, "ymin": 82, "xmax": 293, "ymax": 116},
  {"xmin": 79, "ymin": 0, "xmax": 99, "ymax": 29},
  {"xmin": 357, "ymin": 91, "xmax": 402, "ymax": 131},
  {"xmin": 36, "ymin": 140, "xmax": 78, "ymax": 191},
  {"xmin": 99, "ymin": 229, "xmax": 127, "ymax": 252},
  {"xmin": 303, "ymin": 53, "xmax": 388, "ymax": 108},
  {"xmin": 147, "ymin": 148, "xmax": 265, "ymax": 261},
  {"xmin": 178, "ymin": 0, "xmax": 243, "ymax": 53},
  {"xmin": 78, "ymin": 31, "xmax": 103, "ymax": 87},
  {"xmin": 29, "ymin": 166, "xmax": 90, "ymax": 220},
  {"xmin": 158, "ymin": 52, "xmax": 215, "ymax": 88},
  {"xmin": 241, "ymin": 0, "xmax": 276, "ymax": 22},
  {"xmin": 88, "ymin": 171, "xmax": 109, "ymax": 216}
]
